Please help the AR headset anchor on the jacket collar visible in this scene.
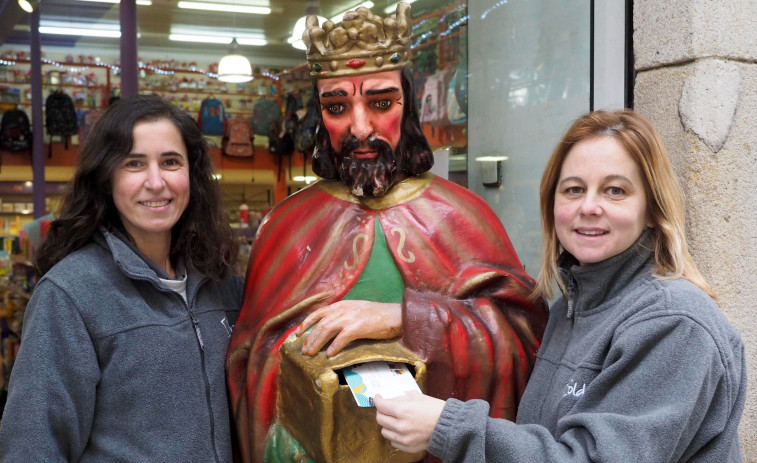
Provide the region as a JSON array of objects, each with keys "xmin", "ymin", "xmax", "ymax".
[
  {"xmin": 94, "ymin": 228, "xmax": 201, "ymax": 298},
  {"xmin": 558, "ymin": 229, "xmax": 655, "ymax": 318}
]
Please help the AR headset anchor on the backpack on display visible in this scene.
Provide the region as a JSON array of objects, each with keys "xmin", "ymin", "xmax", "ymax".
[
  {"xmin": 0, "ymin": 108, "xmax": 32, "ymax": 152},
  {"xmin": 198, "ymin": 97, "xmax": 226, "ymax": 136},
  {"xmin": 267, "ymin": 120, "xmax": 294, "ymax": 157},
  {"xmin": 78, "ymin": 108, "xmax": 103, "ymax": 145},
  {"xmin": 294, "ymin": 94, "xmax": 318, "ymax": 154},
  {"xmin": 283, "ymin": 92, "xmax": 303, "ymax": 138},
  {"xmin": 267, "ymin": 119, "xmax": 294, "ymax": 181},
  {"xmin": 223, "ymin": 116, "xmax": 254, "ymax": 157},
  {"xmin": 250, "ymin": 98, "xmax": 280, "ymax": 136},
  {"xmin": 45, "ymin": 90, "xmax": 78, "ymax": 156}
]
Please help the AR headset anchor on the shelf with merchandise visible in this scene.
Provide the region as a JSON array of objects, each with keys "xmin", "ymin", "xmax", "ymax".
[
  {"xmin": 131, "ymin": 66, "xmax": 282, "ymax": 118},
  {"xmin": 0, "ymin": 58, "xmax": 112, "ymax": 122}
]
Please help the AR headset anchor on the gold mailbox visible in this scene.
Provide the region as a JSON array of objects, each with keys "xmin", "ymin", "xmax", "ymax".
[{"xmin": 277, "ymin": 335, "xmax": 427, "ymax": 463}]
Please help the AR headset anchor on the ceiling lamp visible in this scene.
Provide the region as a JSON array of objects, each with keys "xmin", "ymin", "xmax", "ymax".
[
  {"xmin": 288, "ymin": 0, "xmax": 326, "ymax": 50},
  {"xmin": 218, "ymin": 38, "xmax": 253, "ymax": 83},
  {"xmin": 177, "ymin": 1, "xmax": 270, "ymax": 14},
  {"xmin": 17, "ymin": 0, "xmax": 39, "ymax": 13}
]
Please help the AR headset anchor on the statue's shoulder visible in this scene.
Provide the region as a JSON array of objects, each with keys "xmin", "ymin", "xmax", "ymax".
[{"xmin": 426, "ymin": 174, "xmax": 492, "ymax": 208}]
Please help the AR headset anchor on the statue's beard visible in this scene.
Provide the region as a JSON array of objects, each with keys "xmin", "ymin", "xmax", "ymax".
[{"xmin": 336, "ymin": 136, "xmax": 402, "ymax": 198}]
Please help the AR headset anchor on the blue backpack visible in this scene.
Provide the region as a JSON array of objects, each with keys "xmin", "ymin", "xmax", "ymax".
[
  {"xmin": 198, "ymin": 97, "xmax": 226, "ymax": 136},
  {"xmin": 250, "ymin": 98, "xmax": 281, "ymax": 136}
]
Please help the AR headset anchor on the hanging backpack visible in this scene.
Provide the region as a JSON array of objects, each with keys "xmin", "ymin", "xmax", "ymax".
[
  {"xmin": 283, "ymin": 92, "xmax": 303, "ymax": 138},
  {"xmin": 267, "ymin": 119, "xmax": 294, "ymax": 181},
  {"xmin": 78, "ymin": 108, "xmax": 103, "ymax": 145},
  {"xmin": 250, "ymin": 98, "xmax": 281, "ymax": 136},
  {"xmin": 0, "ymin": 108, "xmax": 32, "ymax": 152},
  {"xmin": 198, "ymin": 97, "xmax": 226, "ymax": 136},
  {"xmin": 45, "ymin": 90, "xmax": 78, "ymax": 157},
  {"xmin": 294, "ymin": 94, "xmax": 318, "ymax": 154},
  {"xmin": 267, "ymin": 119, "xmax": 294, "ymax": 156},
  {"xmin": 223, "ymin": 116, "xmax": 254, "ymax": 157}
]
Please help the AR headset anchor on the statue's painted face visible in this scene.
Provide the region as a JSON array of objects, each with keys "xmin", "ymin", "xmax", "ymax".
[
  {"xmin": 317, "ymin": 70, "xmax": 406, "ymax": 197},
  {"xmin": 317, "ymin": 70, "xmax": 404, "ymax": 154}
]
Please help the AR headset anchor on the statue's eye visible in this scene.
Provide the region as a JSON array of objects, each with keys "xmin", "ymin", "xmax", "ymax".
[
  {"xmin": 323, "ymin": 103, "xmax": 345, "ymax": 115},
  {"xmin": 372, "ymin": 99, "xmax": 392, "ymax": 110}
]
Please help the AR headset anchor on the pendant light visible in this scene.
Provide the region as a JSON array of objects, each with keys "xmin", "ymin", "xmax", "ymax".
[
  {"xmin": 218, "ymin": 38, "xmax": 253, "ymax": 82},
  {"xmin": 289, "ymin": 0, "xmax": 327, "ymax": 50},
  {"xmin": 18, "ymin": 0, "xmax": 39, "ymax": 12},
  {"xmin": 218, "ymin": 0, "xmax": 253, "ymax": 83}
]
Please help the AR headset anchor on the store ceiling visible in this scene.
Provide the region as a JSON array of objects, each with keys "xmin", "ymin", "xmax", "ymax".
[{"xmin": 0, "ymin": 0, "xmax": 436, "ymax": 69}]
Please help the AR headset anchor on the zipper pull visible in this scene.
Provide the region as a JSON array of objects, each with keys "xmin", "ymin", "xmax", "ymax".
[{"xmin": 192, "ymin": 315, "xmax": 205, "ymax": 351}]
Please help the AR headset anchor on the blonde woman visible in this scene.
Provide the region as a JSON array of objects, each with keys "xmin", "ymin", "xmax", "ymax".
[{"xmin": 375, "ymin": 110, "xmax": 746, "ymax": 463}]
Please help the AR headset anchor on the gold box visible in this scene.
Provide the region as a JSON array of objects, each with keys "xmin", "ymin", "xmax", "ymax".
[{"xmin": 277, "ymin": 336, "xmax": 427, "ymax": 463}]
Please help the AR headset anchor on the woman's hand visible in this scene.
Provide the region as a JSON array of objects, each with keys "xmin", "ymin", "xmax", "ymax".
[
  {"xmin": 295, "ymin": 301, "xmax": 402, "ymax": 356},
  {"xmin": 374, "ymin": 392, "xmax": 446, "ymax": 454}
]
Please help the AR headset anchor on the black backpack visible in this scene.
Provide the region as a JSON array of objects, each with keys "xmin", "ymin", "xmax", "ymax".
[
  {"xmin": 45, "ymin": 90, "xmax": 78, "ymax": 157},
  {"xmin": 294, "ymin": 94, "xmax": 318, "ymax": 154},
  {"xmin": 0, "ymin": 109, "xmax": 32, "ymax": 152}
]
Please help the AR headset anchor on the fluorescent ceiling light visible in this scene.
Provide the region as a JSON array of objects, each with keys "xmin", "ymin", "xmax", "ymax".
[
  {"xmin": 169, "ymin": 35, "xmax": 267, "ymax": 46},
  {"xmin": 170, "ymin": 26, "xmax": 267, "ymax": 46},
  {"xmin": 169, "ymin": 34, "xmax": 231, "ymax": 44},
  {"xmin": 384, "ymin": 0, "xmax": 415, "ymax": 14},
  {"xmin": 39, "ymin": 20, "xmax": 122, "ymax": 38},
  {"xmin": 237, "ymin": 37, "xmax": 267, "ymax": 46},
  {"xmin": 40, "ymin": 27, "xmax": 121, "ymax": 38},
  {"xmin": 330, "ymin": 1, "xmax": 374, "ymax": 24},
  {"xmin": 73, "ymin": 0, "xmax": 153, "ymax": 4},
  {"xmin": 177, "ymin": 1, "xmax": 270, "ymax": 15}
]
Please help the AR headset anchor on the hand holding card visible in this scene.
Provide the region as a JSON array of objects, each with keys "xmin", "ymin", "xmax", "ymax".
[{"xmin": 342, "ymin": 361, "xmax": 421, "ymax": 407}]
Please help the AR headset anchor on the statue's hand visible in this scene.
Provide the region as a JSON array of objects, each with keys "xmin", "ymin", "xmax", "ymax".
[{"xmin": 295, "ymin": 301, "xmax": 402, "ymax": 357}]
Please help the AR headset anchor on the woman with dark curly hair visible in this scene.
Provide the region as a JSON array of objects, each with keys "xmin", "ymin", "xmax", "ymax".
[{"xmin": 0, "ymin": 94, "xmax": 243, "ymax": 462}]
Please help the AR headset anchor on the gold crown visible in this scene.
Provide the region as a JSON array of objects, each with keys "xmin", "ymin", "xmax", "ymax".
[{"xmin": 303, "ymin": 2, "xmax": 412, "ymax": 79}]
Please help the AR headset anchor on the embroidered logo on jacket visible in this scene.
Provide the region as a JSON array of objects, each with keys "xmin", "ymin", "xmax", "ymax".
[
  {"xmin": 221, "ymin": 317, "xmax": 234, "ymax": 337},
  {"xmin": 563, "ymin": 380, "xmax": 586, "ymax": 397}
]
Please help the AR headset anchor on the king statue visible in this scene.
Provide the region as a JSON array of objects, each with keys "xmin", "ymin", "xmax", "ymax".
[{"xmin": 226, "ymin": 3, "xmax": 549, "ymax": 462}]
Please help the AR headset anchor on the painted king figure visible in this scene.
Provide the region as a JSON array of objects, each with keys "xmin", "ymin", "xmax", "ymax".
[{"xmin": 226, "ymin": 3, "xmax": 549, "ymax": 462}]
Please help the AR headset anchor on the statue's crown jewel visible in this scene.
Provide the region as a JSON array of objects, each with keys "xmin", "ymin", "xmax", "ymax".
[{"xmin": 303, "ymin": 2, "xmax": 412, "ymax": 78}]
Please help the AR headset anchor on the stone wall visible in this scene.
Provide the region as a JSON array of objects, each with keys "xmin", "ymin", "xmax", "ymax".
[{"xmin": 633, "ymin": 0, "xmax": 757, "ymax": 459}]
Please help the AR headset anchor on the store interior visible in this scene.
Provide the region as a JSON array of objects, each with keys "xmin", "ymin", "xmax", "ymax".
[{"xmin": 0, "ymin": 0, "xmax": 469, "ymax": 397}]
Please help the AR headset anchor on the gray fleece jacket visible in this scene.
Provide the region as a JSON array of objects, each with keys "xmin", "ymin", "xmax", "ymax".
[
  {"xmin": 0, "ymin": 230, "xmax": 243, "ymax": 462},
  {"xmin": 428, "ymin": 233, "xmax": 746, "ymax": 462}
]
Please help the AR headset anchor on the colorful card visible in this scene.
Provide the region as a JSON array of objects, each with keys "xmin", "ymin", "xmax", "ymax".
[{"xmin": 341, "ymin": 361, "xmax": 421, "ymax": 407}]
